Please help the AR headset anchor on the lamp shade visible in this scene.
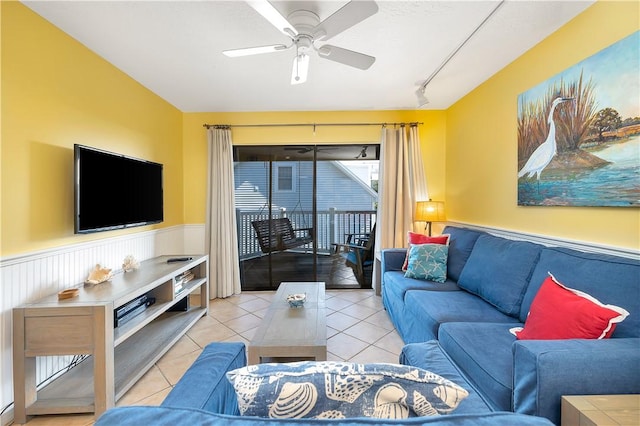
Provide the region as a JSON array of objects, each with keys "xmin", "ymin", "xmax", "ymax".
[{"xmin": 415, "ymin": 201, "xmax": 446, "ymax": 222}]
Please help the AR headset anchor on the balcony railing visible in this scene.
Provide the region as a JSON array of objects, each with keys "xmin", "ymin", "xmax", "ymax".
[{"xmin": 237, "ymin": 208, "xmax": 376, "ymax": 260}]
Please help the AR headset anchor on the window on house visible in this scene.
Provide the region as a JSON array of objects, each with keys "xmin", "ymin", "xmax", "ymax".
[{"xmin": 275, "ymin": 163, "xmax": 295, "ymax": 192}]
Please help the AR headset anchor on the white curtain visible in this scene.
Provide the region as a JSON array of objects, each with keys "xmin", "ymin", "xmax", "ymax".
[
  {"xmin": 206, "ymin": 127, "xmax": 241, "ymax": 299},
  {"xmin": 373, "ymin": 124, "xmax": 428, "ymax": 294},
  {"xmin": 408, "ymin": 125, "xmax": 429, "ymax": 204}
]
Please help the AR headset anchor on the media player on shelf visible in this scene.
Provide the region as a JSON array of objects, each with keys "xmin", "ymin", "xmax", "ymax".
[{"xmin": 167, "ymin": 257, "xmax": 193, "ymax": 263}]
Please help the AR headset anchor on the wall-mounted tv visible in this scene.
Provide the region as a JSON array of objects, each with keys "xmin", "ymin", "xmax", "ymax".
[{"xmin": 74, "ymin": 144, "xmax": 164, "ymax": 234}]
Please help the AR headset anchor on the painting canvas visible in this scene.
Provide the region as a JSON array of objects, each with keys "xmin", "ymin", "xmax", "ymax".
[{"xmin": 517, "ymin": 31, "xmax": 639, "ymax": 207}]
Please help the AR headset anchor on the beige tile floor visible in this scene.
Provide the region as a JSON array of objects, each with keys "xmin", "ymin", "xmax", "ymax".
[{"xmin": 14, "ymin": 289, "xmax": 403, "ymax": 426}]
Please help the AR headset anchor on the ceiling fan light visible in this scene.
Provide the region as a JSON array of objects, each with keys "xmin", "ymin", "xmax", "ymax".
[{"xmin": 291, "ymin": 53, "xmax": 309, "ymax": 85}]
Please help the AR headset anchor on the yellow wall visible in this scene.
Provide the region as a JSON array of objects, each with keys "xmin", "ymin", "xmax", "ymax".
[
  {"xmin": 1, "ymin": 2, "xmax": 184, "ymax": 256},
  {"xmin": 446, "ymin": 1, "xmax": 640, "ymax": 250},
  {"xmin": 182, "ymin": 110, "xmax": 446, "ymax": 224},
  {"xmin": 3, "ymin": 0, "xmax": 637, "ymax": 257}
]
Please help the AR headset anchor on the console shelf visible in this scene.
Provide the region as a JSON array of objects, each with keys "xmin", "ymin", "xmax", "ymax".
[{"xmin": 12, "ymin": 255, "xmax": 209, "ymax": 423}]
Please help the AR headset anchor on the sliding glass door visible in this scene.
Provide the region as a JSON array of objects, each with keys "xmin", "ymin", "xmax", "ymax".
[{"xmin": 234, "ymin": 145, "xmax": 378, "ymax": 290}]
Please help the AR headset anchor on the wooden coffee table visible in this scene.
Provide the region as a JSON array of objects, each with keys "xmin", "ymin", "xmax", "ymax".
[{"xmin": 248, "ymin": 282, "xmax": 326, "ymax": 364}]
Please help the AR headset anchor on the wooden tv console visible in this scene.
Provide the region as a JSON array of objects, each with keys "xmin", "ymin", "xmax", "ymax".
[{"xmin": 12, "ymin": 255, "xmax": 209, "ymax": 423}]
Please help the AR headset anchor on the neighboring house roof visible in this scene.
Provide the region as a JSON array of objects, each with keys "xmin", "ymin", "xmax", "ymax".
[{"xmin": 332, "ymin": 161, "xmax": 378, "ymax": 199}]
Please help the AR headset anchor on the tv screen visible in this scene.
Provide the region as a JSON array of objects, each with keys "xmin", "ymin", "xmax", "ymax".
[{"xmin": 74, "ymin": 144, "xmax": 164, "ymax": 233}]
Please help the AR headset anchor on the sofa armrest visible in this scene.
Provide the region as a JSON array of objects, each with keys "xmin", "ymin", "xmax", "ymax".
[
  {"xmin": 381, "ymin": 248, "xmax": 407, "ymax": 273},
  {"xmin": 512, "ymin": 338, "xmax": 640, "ymax": 425},
  {"xmin": 161, "ymin": 342, "xmax": 246, "ymax": 415}
]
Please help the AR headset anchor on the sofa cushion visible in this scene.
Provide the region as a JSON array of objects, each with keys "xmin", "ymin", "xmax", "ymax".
[
  {"xmin": 438, "ymin": 323, "xmax": 518, "ymax": 412},
  {"xmin": 511, "ymin": 274, "xmax": 629, "ymax": 340},
  {"xmin": 226, "ymin": 361, "xmax": 469, "ymax": 419},
  {"xmin": 402, "ymin": 232, "xmax": 450, "ymax": 271},
  {"xmin": 442, "ymin": 227, "xmax": 484, "ymax": 282},
  {"xmin": 382, "ymin": 272, "xmax": 460, "ymax": 339},
  {"xmin": 385, "ymin": 272, "xmax": 461, "ymax": 302},
  {"xmin": 520, "ymin": 247, "xmax": 640, "ymax": 338},
  {"xmin": 401, "ymin": 290, "xmax": 519, "ymax": 343},
  {"xmin": 404, "ymin": 244, "xmax": 449, "ymax": 283},
  {"xmin": 457, "ymin": 235, "xmax": 541, "ymax": 317}
]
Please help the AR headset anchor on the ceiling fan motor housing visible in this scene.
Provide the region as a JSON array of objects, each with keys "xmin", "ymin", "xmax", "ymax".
[{"xmin": 288, "ymin": 10, "xmax": 322, "ymax": 52}]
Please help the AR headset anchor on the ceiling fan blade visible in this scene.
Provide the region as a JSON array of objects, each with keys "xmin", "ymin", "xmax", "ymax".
[
  {"xmin": 223, "ymin": 44, "xmax": 288, "ymax": 57},
  {"xmin": 312, "ymin": 0, "xmax": 378, "ymax": 41},
  {"xmin": 317, "ymin": 45, "xmax": 375, "ymax": 70},
  {"xmin": 284, "ymin": 146, "xmax": 313, "ymax": 153},
  {"xmin": 247, "ymin": 0, "xmax": 298, "ymax": 38}
]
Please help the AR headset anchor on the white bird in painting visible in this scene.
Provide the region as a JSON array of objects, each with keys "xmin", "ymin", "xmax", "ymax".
[{"xmin": 518, "ymin": 97, "xmax": 574, "ymax": 184}]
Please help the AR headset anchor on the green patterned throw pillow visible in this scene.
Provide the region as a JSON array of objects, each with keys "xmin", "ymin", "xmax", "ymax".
[
  {"xmin": 404, "ymin": 243, "xmax": 449, "ymax": 283},
  {"xmin": 226, "ymin": 361, "xmax": 468, "ymax": 419}
]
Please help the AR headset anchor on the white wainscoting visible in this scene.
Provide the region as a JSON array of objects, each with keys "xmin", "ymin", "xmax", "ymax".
[{"xmin": 0, "ymin": 225, "xmax": 197, "ymax": 422}]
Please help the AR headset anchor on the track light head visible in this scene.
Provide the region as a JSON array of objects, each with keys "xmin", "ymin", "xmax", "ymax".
[{"xmin": 416, "ymin": 86, "xmax": 429, "ymax": 107}]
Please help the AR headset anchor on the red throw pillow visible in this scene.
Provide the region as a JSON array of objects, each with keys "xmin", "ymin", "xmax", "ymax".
[
  {"xmin": 402, "ymin": 232, "xmax": 450, "ymax": 271},
  {"xmin": 511, "ymin": 273, "xmax": 629, "ymax": 340}
]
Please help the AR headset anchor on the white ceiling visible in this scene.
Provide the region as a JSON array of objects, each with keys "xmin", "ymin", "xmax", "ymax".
[{"xmin": 22, "ymin": 0, "xmax": 594, "ymax": 112}]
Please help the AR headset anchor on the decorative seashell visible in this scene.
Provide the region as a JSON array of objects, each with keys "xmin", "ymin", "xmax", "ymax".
[
  {"xmin": 286, "ymin": 293, "xmax": 306, "ymax": 308},
  {"xmin": 269, "ymin": 381, "xmax": 317, "ymax": 418},
  {"xmin": 315, "ymin": 410, "xmax": 346, "ymax": 419},
  {"xmin": 432, "ymin": 384, "xmax": 469, "ymax": 413},
  {"xmin": 373, "ymin": 383, "xmax": 409, "ymax": 419},
  {"xmin": 324, "ymin": 372, "xmax": 377, "ymax": 403},
  {"xmin": 84, "ymin": 264, "xmax": 113, "ymax": 285},
  {"xmin": 122, "ymin": 255, "xmax": 140, "ymax": 272},
  {"xmin": 229, "ymin": 375, "xmax": 264, "ymax": 414},
  {"xmin": 412, "ymin": 390, "xmax": 438, "ymax": 416}
]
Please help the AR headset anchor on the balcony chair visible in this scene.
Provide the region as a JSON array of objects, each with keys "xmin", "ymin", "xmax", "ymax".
[{"xmin": 333, "ymin": 224, "xmax": 376, "ymax": 288}]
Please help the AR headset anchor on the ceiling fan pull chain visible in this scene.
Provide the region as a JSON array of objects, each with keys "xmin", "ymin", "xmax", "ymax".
[{"xmin": 294, "ymin": 44, "xmax": 300, "ymax": 82}]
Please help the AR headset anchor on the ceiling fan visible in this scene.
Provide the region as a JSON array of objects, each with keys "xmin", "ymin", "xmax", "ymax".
[
  {"xmin": 284, "ymin": 146, "xmax": 338, "ymax": 154},
  {"xmin": 223, "ymin": 0, "xmax": 378, "ymax": 85},
  {"xmin": 355, "ymin": 146, "xmax": 368, "ymax": 159}
]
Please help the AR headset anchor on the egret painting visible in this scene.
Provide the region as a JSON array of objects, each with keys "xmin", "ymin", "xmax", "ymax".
[{"xmin": 517, "ymin": 31, "xmax": 639, "ymax": 207}]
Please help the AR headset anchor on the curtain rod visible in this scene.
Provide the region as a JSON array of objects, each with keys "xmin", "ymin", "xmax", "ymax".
[{"xmin": 203, "ymin": 121, "xmax": 423, "ymax": 129}]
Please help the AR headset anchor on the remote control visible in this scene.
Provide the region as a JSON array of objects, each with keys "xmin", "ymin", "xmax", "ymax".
[{"xmin": 167, "ymin": 257, "xmax": 193, "ymax": 263}]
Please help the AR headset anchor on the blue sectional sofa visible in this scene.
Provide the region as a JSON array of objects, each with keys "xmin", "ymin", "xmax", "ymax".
[
  {"xmin": 96, "ymin": 342, "xmax": 553, "ymax": 425},
  {"xmin": 381, "ymin": 226, "xmax": 640, "ymax": 425}
]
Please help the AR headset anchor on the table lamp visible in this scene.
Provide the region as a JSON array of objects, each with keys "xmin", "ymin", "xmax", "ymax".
[{"xmin": 415, "ymin": 200, "xmax": 446, "ymax": 236}]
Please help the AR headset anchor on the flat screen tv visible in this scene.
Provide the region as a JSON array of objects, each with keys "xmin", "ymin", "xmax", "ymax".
[{"xmin": 74, "ymin": 144, "xmax": 164, "ymax": 234}]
